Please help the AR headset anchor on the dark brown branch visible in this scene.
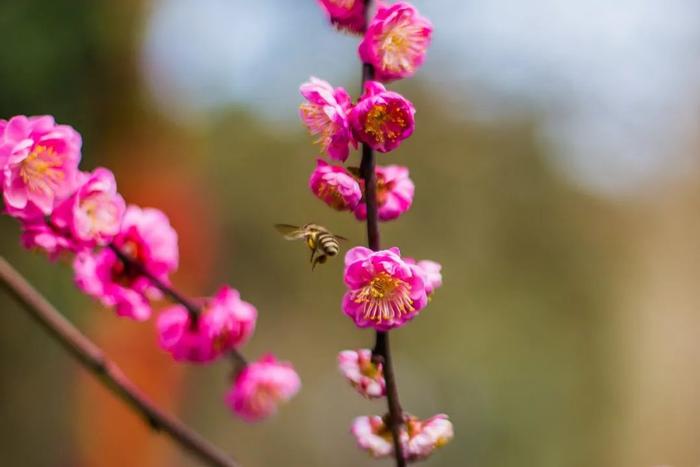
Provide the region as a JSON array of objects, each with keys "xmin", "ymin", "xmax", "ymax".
[
  {"xmin": 360, "ymin": 2, "xmax": 406, "ymax": 464},
  {"xmin": 0, "ymin": 256, "xmax": 240, "ymax": 467}
]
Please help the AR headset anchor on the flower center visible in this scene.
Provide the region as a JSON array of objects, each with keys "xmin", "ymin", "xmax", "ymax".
[
  {"xmin": 317, "ymin": 181, "xmax": 347, "ymax": 209},
  {"xmin": 375, "ymin": 174, "xmax": 394, "ymax": 206},
  {"xmin": 354, "ymin": 272, "xmax": 414, "ymax": 323},
  {"xmin": 364, "ymin": 104, "xmax": 406, "ymax": 145},
  {"xmin": 380, "ymin": 16, "xmax": 427, "ymax": 73},
  {"xmin": 80, "ymin": 194, "xmax": 118, "ymax": 236},
  {"xmin": 19, "ymin": 145, "xmax": 64, "ymax": 195}
]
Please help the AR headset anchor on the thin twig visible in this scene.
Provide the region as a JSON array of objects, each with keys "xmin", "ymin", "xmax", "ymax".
[
  {"xmin": 0, "ymin": 256, "xmax": 240, "ymax": 467},
  {"xmin": 360, "ymin": 2, "xmax": 406, "ymax": 464}
]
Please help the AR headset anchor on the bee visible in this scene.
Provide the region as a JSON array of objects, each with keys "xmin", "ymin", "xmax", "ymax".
[{"xmin": 275, "ymin": 223, "xmax": 348, "ymax": 270}]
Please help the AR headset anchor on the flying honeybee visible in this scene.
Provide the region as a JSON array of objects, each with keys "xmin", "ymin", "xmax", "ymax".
[{"xmin": 275, "ymin": 223, "xmax": 348, "ymax": 269}]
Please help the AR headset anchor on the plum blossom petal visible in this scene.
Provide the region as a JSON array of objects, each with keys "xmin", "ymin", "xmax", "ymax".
[
  {"xmin": 309, "ymin": 159, "xmax": 362, "ymax": 211},
  {"xmin": 338, "ymin": 349, "xmax": 386, "ymax": 398},
  {"xmin": 0, "ymin": 115, "xmax": 82, "ymax": 216},
  {"xmin": 349, "ymin": 81, "xmax": 415, "ymax": 153},
  {"xmin": 225, "ymin": 354, "xmax": 301, "ymax": 422},
  {"xmin": 354, "ymin": 164, "xmax": 414, "ymax": 221},
  {"xmin": 342, "ymin": 246, "xmax": 427, "ymax": 330},
  {"xmin": 317, "ymin": 0, "xmax": 367, "ymax": 34},
  {"xmin": 157, "ymin": 286, "xmax": 257, "ymax": 363},
  {"xmin": 299, "ymin": 77, "xmax": 356, "ymax": 161},
  {"xmin": 359, "ymin": 2, "xmax": 433, "ymax": 82}
]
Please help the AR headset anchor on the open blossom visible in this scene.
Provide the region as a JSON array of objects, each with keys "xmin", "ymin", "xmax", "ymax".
[
  {"xmin": 0, "ymin": 115, "xmax": 82, "ymax": 215},
  {"xmin": 299, "ymin": 77, "xmax": 356, "ymax": 162},
  {"xmin": 309, "ymin": 159, "xmax": 361, "ymax": 211},
  {"xmin": 359, "ymin": 2, "xmax": 433, "ymax": 82},
  {"xmin": 338, "ymin": 349, "xmax": 386, "ymax": 398},
  {"xmin": 351, "ymin": 413, "xmax": 453, "ymax": 461},
  {"xmin": 226, "ymin": 354, "xmax": 301, "ymax": 422},
  {"xmin": 405, "ymin": 258, "xmax": 442, "ymax": 296},
  {"xmin": 52, "ymin": 168, "xmax": 125, "ymax": 248},
  {"xmin": 342, "ymin": 247, "xmax": 427, "ymax": 330},
  {"xmin": 73, "ymin": 205, "xmax": 179, "ymax": 321},
  {"xmin": 354, "ymin": 164, "xmax": 414, "ymax": 221},
  {"xmin": 349, "ymin": 81, "xmax": 415, "ymax": 153},
  {"xmin": 317, "ymin": 0, "xmax": 367, "ymax": 34},
  {"xmin": 157, "ymin": 286, "xmax": 257, "ymax": 363}
]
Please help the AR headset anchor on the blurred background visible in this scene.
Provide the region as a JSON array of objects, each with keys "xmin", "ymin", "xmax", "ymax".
[{"xmin": 1, "ymin": 0, "xmax": 700, "ymax": 466}]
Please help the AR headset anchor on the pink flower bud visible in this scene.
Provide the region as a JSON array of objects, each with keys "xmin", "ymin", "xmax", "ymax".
[
  {"xmin": 359, "ymin": 2, "xmax": 433, "ymax": 82},
  {"xmin": 342, "ymin": 246, "xmax": 428, "ymax": 330},
  {"xmin": 73, "ymin": 205, "xmax": 179, "ymax": 321},
  {"xmin": 351, "ymin": 413, "xmax": 454, "ymax": 461},
  {"xmin": 0, "ymin": 115, "xmax": 82, "ymax": 216},
  {"xmin": 157, "ymin": 286, "xmax": 257, "ymax": 363},
  {"xmin": 309, "ymin": 159, "xmax": 362, "ymax": 211},
  {"xmin": 338, "ymin": 349, "xmax": 386, "ymax": 398},
  {"xmin": 226, "ymin": 354, "xmax": 301, "ymax": 422},
  {"xmin": 353, "ymin": 164, "xmax": 414, "ymax": 221},
  {"xmin": 349, "ymin": 81, "xmax": 415, "ymax": 153},
  {"xmin": 317, "ymin": 0, "xmax": 367, "ymax": 34},
  {"xmin": 299, "ymin": 77, "xmax": 356, "ymax": 162}
]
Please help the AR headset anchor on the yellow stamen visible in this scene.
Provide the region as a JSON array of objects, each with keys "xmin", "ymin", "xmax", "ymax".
[
  {"xmin": 19, "ymin": 145, "xmax": 64, "ymax": 195},
  {"xmin": 354, "ymin": 272, "xmax": 414, "ymax": 323}
]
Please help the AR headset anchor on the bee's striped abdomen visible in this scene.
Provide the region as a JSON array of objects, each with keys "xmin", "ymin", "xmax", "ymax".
[{"xmin": 318, "ymin": 232, "xmax": 340, "ymax": 256}]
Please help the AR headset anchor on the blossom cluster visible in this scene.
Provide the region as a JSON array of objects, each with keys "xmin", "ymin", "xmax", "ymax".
[
  {"xmin": 0, "ymin": 114, "xmax": 299, "ymax": 422},
  {"xmin": 307, "ymin": 1, "xmax": 453, "ymax": 462}
]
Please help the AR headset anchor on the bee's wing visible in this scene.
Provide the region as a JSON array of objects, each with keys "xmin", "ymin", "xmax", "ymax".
[
  {"xmin": 274, "ymin": 224, "xmax": 306, "ymax": 240},
  {"xmin": 334, "ymin": 234, "xmax": 350, "ymax": 242}
]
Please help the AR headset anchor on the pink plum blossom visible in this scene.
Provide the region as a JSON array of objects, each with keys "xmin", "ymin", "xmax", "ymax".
[
  {"xmin": 16, "ymin": 202, "xmax": 74, "ymax": 259},
  {"xmin": 299, "ymin": 77, "xmax": 356, "ymax": 162},
  {"xmin": 73, "ymin": 205, "xmax": 179, "ymax": 321},
  {"xmin": 317, "ymin": 0, "xmax": 367, "ymax": 34},
  {"xmin": 359, "ymin": 2, "xmax": 433, "ymax": 82},
  {"xmin": 349, "ymin": 81, "xmax": 415, "ymax": 153},
  {"xmin": 51, "ymin": 168, "xmax": 125, "ymax": 248},
  {"xmin": 157, "ymin": 286, "xmax": 257, "ymax": 363},
  {"xmin": 225, "ymin": 354, "xmax": 301, "ymax": 422},
  {"xmin": 309, "ymin": 159, "xmax": 362, "ymax": 211},
  {"xmin": 354, "ymin": 164, "xmax": 414, "ymax": 221},
  {"xmin": 338, "ymin": 349, "xmax": 386, "ymax": 398},
  {"xmin": 0, "ymin": 115, "xmax": 82, "ymax": 215},
  {"xmin": 351, "ymin": 413, "xmax": 454, "ymax": 461},
  {"xmin": 342, "ymin": 246, "xmax": 427, "ymax": 330},
  {"xmin": 405, "ymin": 258, "xmax": 442, "ymax": 296}
]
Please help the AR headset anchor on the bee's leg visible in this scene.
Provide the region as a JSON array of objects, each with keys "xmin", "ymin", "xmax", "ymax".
[
  {"xmin": 312, "ymin": 254, "xmax": 326, "ymax": 271},
  {"xmin": 309, "ymin": 248, "xmax": 316, "ymax": 265}
]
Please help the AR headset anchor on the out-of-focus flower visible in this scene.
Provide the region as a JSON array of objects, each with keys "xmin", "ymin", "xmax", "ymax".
[
  {"xmin": 52, "ymin": 168, "xmax": 125, "ymax": 248},
  {"xmin": 73, "ymin": 205, "xmax": 179, "ymax": 321},
  {"xmin": 353, "ymin": 164, "xmax": 414, "ymax": 221},
  {"xmin": 349, "ymin": 81, "xmax": 415, "ymax": 153},
  {"xmin": 0, "ymin": 115, "xmax": 82, "ymax": 215},
  {"xmin": 225, "ymin": 354, "xmax": 301, "ymax": 422},
  {"xmin": 342, "ymin": 246, "xmax": 427, "ymax": 330},
  {"xmin": 157, "ymin": 286, "xmax": 257, "ymax": 363},
  {"xmin": 359, "ymin": 2, "xmax": 433, "ymax": 82},
  {"xmin": 338, "ymin": 349, "xmax": 386, "ymax": 398},
  {"xmin": 351, "ymin": 415, "xmax": 395, "ymax": 458},
  {"xmin": 351, "ymin": 413, "xmax": 454, "ymax": 461},
  {"xmin": 16, "ymin": 202, "xmax": 74, "ymax": 259},
  {"xmin": 405, "ymin": 258, "xmax": 442, "ymax": 296},
  {"xmin": 317, "ymin": 0, "xmax": 367, "ymax": 34},
  {"xmin": 299, "ymin": 77, "xmax": 356, "ymax": 162},
  {"xmin": 309, "ymin": 159, "xmax": 362, "ymax": 211}
]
